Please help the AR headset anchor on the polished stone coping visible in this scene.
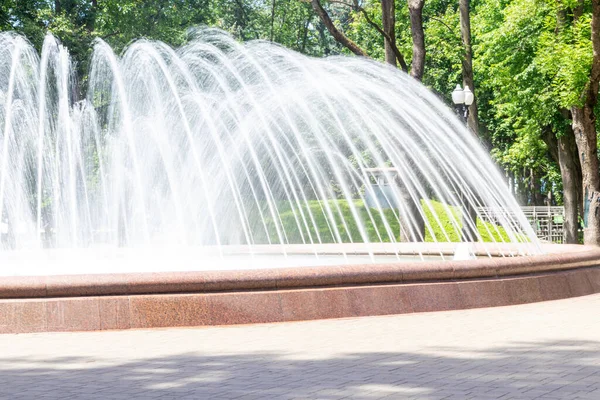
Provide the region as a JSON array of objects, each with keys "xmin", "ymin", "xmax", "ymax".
[
  {"xmin": 1, "ymin": 243, "xmax": 599, "ymax": 334},
  {"xmin": 0, "ymin": 243, "xmax": 598, "ymax": 299}
]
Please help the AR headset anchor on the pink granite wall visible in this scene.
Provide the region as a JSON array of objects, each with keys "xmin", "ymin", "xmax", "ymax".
[{"xmin": 1, "ymin": 266, "xmax": 599, "ymax": 334}]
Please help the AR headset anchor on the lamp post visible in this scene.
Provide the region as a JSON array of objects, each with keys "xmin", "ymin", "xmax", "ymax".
[{"xmin": 451, "ymin": 84, "xmax": 474, "ymax": 124}]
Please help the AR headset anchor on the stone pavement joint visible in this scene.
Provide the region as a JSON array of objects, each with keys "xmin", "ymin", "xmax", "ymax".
[{"xmin": 1, "ymin": 294, "xmax": 600, "ymax": 399}]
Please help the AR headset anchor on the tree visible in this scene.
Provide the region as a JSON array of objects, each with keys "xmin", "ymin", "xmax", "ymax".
[
  {"xmin": 474, "ymin": 0, "xmax": 582, "ymax": 242},
  {"xmin": 571, "ymin": 0, "xmax": 600, "ymax": 245},
  {"xmin": 534, "ymin": 0, "xmax": 600, "ymax": 244},
  {"xmin": 544, "ymin": 1, "xmax": 584, "ymax": 243}
]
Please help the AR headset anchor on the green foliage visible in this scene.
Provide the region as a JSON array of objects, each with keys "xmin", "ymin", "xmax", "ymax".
[
  {"xmin": 473, "ymin": 0, "xmax": 569, "ymax": 202},
  {"xmin": 422, "ymin": 4, "xmax": 462, "ymax": 99},
  {"xmin": 345, "ymin": 0, "xmax": 465, "ymax": 99},
  {"xmin": 2, "ymin": 0, "xmax": 333, "ymax": 79},
  {"xmin": 94, "ymin": 0, "xmax": 213, "ymax": 52},
  {"xmin": 346, "ymin": 0, "xmax": 387, "ymax": 60},
  {"xmin": 1, "ymin": 0, "xmax": 51, "ymax": 44},
  {"xmin": 537, "ymin": 13, "xmax": 593, "ymax": 108}
]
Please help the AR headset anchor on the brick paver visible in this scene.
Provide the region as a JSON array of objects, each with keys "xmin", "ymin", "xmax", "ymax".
[{"xmin": 2, "ymin": 294, "xmax": 600, "ymax": 399}]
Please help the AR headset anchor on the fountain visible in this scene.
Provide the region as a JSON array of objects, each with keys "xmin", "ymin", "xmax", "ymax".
[{"xmin": 0, "ymin": 28, "xmax": 599, "ymax": 334}]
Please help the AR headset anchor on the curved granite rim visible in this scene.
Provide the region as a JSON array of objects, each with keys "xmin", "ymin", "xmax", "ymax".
[{"xmin": 1, "ymin": 243, "xmax": 599, "ymax": 299}]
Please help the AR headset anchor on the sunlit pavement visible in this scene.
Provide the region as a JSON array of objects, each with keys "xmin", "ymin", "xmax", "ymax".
[{"xmin": 2, "ymin": 294, "xmax": 600, "ymax": 399}]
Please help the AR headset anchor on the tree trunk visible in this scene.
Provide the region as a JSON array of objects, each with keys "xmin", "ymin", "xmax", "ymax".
[
  {"xmin": 86, "ymin": 0, "xmax": 98, "ymax": 32},
  {"xmin": 301, "ymin": 17, "xmax": 311, "ymax": 52},
  {"xmin": 270, "ymin": 0, "xmax": 276, "ymax": 41},
  {"xmin": 395, "ymin": 179, "xmax": 425, "ymax": 242},
  {"xmin": 556, "ymin": 0, "xmax": 567, "ymax": 32},
  {"xmin": 354, "ymin": 0, "xmax": 408, "ymax": 70},
  {"xmin": 459, "ymin": 0, "xmax": 479, "ymax": 136},
  {"xmin": 310, "ymin": 0, "xmax": 369, "ymax": 57},
  {"xmin": 317, "ymin": 22, "xmax": 331, "ymax": 55},
  {"xmin": 542, "ymin": 119, "xmax": 583, "ymax": 244},
  {"xmin": 530, "ymin": 169, "xmax": 545, "ymax": 205},
  {"xmin": 408, "ymin": 0, "xmax": 425, "ymax": 80},
  {"xmin": 551, "ymin": 1, "xmax": 583, "ymax": 243},
  {"xmin": 558, "ymin": 126, "xmax": 583, "ymax": 243},
  {"xmin": 461, "ymin": 200, "xmax": 478, "ymax": 242},
  {"xmin": 571, "ymin": 0, "xmax": 600, "ymax": 246},
  {"xmin": 381, "ymin": 0, "xmax": 396, "ymax": 66},
  {"xmin": 573, "ymin": 0, "xmax": 585, "ymax": 21},
  {"xmin": 457, "ymin": 0, "xmax": 480, "ymax": 238},
  {"xmin": 515, "ymin": 170, "xmax": 527, "ymax": 205},
  {"xmin": 398, "ymin": 202, "xmax": 425, "ymax": 242},
  {"xmin": 572, "ymin": 106, "xmax": 600, "ymax": 245}
]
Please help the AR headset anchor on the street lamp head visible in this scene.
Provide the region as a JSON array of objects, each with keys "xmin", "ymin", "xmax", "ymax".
[
  {"xmin": 452, "ymin": 84, "xmax": 465, "ymax": 105},
  {"xmin": 463, "ymin": 85, "xmax": 474, "ymax": 106}
]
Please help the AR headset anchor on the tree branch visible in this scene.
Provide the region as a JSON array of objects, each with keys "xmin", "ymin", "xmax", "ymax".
[
  {"xmin": 101, "ymin": 31, "xmax": 122, "ymax": 39},
  {"xmin": 429, "ymin": 17, "xmax": 461, "ymax": 42},
  {"xmin": 326, "ymin": 0, "xmax": 408, "ymax": 71},
  {"xmin": 308, "ymin": 0, "xmax": 369, "ymax": 57},
  {"xmin": 352, "ymin": 0, "xmax": 408, "ymax": 71}
]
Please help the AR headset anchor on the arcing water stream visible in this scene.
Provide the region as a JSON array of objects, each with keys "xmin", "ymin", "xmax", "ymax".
[{"xmin": 0, "ymin": 28, "xmax": 539, "ymax": 266}]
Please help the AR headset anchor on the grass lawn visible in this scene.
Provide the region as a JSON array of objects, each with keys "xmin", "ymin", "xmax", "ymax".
[{"xmin": 262, "ymin": 199, "xmax": 511, "ymax": 243}]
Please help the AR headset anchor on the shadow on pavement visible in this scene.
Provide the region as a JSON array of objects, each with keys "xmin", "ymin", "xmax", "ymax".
[{"xmin": 1, "ymin": 339, "xmax": 599, "ymax": 399}]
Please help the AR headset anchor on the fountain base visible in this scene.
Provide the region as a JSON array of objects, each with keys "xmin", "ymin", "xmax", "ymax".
[{"xmin": 1, "ymin": 244, "xmax": 599, "ymax": 334}]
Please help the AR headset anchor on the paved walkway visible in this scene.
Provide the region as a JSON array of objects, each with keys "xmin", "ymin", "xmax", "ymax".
[{"xmin": 2, "ymin": 294, "xmax": 600, "ymax": 399}]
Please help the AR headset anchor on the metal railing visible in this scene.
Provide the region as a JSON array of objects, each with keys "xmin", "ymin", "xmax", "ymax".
[{"xmin": 477, "ymin": 206, "xmax": 565, "ymax": 243}]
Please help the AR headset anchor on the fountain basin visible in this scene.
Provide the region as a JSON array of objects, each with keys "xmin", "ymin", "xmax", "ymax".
[{"xmin": 1, "ymin": 243, "xmax": 599, "ymax": 334}]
